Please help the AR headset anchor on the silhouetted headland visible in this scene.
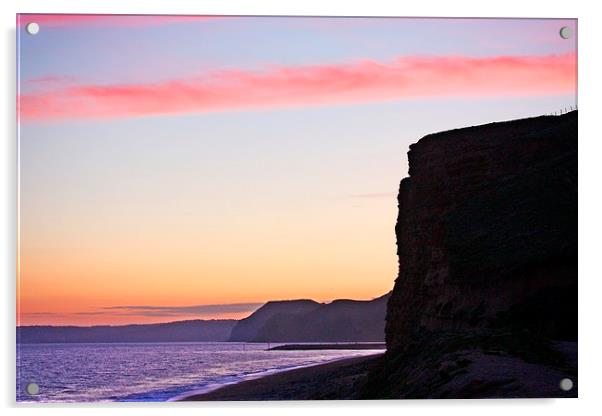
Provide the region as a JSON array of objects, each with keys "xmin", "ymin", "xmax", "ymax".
[
  {"xmin": 18, "ymin": 293, "xmax": 390, "ymax": 344},
  {"xmin": 229, "ymin": 292, "xmax": 390, "ymax": 342}
]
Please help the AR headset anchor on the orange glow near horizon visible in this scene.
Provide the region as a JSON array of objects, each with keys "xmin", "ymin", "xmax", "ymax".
[{"xmin": 18, "ymin": 194, "xmax": 397, "ymax": 326}]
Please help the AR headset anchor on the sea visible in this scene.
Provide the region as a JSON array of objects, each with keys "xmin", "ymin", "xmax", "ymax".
[{"xmin": 16, "ymin": 342, "xmax": 383, "ymax": 402}]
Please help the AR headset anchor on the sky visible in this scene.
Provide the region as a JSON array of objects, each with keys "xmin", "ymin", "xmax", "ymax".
[{"xmin": 17, "ymin": 15, "xmax": 577, "ymax": 326}]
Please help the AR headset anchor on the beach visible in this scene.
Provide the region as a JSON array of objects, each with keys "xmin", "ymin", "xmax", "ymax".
[
  {"xmin": 179, "ymin": 353, "xmax": 384, "ymax": 401},
  {"xmin": 268, "ymin": 343, "xmax": 385, "ymax": 351}
]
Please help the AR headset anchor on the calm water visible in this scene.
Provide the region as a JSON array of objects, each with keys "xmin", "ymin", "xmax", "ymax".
[{"xmin": 16, "ymin": 342, "xmax": 382, "ymax": 402}]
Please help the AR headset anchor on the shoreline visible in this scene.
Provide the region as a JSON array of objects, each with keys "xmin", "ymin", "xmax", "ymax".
[
  {"xmin": 268, "ymin": 343, "xmax": 385, "ymax": 351},
  {"xmin": 177, "ymin": 353, "xmax": 384, "ymax": 401},
  {"xmin": 166, "ymin": 357, "xmax": 363, "ymax": 401}
]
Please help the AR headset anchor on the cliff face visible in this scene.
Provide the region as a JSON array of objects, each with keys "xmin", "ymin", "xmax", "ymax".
[
  {"xmin": 386, "ymin": 111, "xmax": 577, "ymax": 347},
  {"xmin": 362, "ymin": 112, "xmax": 577, "ymax": 399}
]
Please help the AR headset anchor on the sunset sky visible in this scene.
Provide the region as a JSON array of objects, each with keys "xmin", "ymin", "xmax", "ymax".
[{"xmin": 17, "ymin": 15, "xmax": 577, "ymax": 325}]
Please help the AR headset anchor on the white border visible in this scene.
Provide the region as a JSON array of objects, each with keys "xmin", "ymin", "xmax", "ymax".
[{"xmin": 2, "ymin": 1, "xmax": 600, "ymax": 415}]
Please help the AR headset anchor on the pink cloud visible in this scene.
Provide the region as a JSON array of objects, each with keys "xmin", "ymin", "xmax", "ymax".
[
  {"xmin": 17, "ymin": 14, "xmax": 221, "ymax": 28},
  {"xmin": 19, "ymin": 53, "xmax": 576, "ymax": 122}
]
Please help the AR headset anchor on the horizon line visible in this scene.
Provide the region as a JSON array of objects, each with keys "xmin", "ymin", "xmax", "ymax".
[{"xmin": 18, "ymin": 292, "xmax": 392, "ymax": 327}]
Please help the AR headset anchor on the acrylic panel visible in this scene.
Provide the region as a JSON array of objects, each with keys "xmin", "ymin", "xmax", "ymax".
[{"xmin": 16, "ymin": 14, "xmax": 577, "ymax": 402}]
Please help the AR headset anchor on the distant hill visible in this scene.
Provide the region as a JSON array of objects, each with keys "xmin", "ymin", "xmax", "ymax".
[
  {"xmin": 17, "ymin": 319, "xmax": 236, "ymax": 343},
  {"xmin": 229, "ymin": 293, "xmax": 391, "ymax": 342},
  {"xmin": 18, "ymin": 294, "xmax": 391, "ymax": 344},
  {"xmin": 228, "ymin": 300, "xmax": 320, "ymax": 342}
]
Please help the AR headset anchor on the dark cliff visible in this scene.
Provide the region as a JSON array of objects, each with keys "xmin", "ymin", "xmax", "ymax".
[
  {"xmin": 229, "ymin": 293, "xmax": 390, "ymax": 342},
  {"xmin": 361, "ymin": 112, "xmax": 577, "ymax": 399}
]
